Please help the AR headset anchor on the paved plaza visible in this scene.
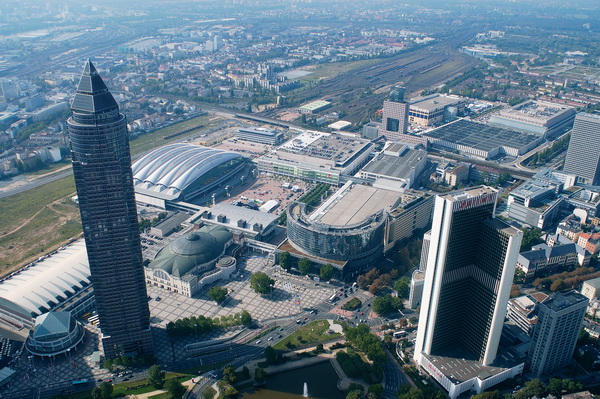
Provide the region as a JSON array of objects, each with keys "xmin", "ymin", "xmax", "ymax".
[{"xmin": 147, "ymin": 253, "xmax": 336, "ymax": 328}]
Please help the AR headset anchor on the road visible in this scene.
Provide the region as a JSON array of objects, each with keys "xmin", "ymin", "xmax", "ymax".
[{"xmin": 0, "ymin": 168, "xmax": 73, "ymax": 199}]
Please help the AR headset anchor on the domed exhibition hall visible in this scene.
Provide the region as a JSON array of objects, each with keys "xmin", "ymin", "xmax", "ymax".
[{"xmin": 145, "ymin": 226, "xmax": 235, "ymax": 296}]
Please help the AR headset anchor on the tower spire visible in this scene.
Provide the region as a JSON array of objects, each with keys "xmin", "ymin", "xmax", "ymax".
[{"xmin": 71, "ymin": 59, "xmax": 117, "ymax": 114}]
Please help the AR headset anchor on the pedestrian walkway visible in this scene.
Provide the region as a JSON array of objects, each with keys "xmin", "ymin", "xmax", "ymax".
[{"xmin": 126, "ymin": 378, "xmax": 196, "ymax": 399}]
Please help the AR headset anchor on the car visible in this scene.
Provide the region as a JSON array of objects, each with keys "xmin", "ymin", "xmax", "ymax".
[
  {"xmin": 304, "ymin": 317, "xmax": 308, "ymax": 320},
  {"xmin": 97, "ymin": 378, "xmax": 103, "ymax": 382},
  {"xmin": 296, "ymin": 319, "xmax": 301, "ymax": 323},
  {"xmin": 360, "ymin": 312, "xmax": 363, "ymax": 315},
  {"xmin": 268, "ymin": 337, "xmax": 273, "ymax": 341},
  {"xmin": 105, "ymin": 379, "xmax": 112, "ymax": 383},
  {"xmin": 255, "ymin": 340, "xmax": 261, "ymax": 344}
]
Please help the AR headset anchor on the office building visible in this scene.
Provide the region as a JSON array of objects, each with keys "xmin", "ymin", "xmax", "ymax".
[
  {"xmin": 235, "ymin": 127, "xmax": 283, "ymax": 145},
  {"xmin": 67, "ymin": 60, "xmax": 153, "ymax": 359},
  {"xmin": 408, "ymin": 231, "xmax": 431, "ymax": 309},
  {"xmin": 527, "ymin": 291, "xmax": 588, "ymax": 377},
  {"xmin": 489, "ymin": 100, "xmax": 575, "ymax": 139},
  {"xmin": 257, "ymin": 130, "xmax": 373, "ymax": 186},
  {"xmin": 408, "ymin": 94, "xmax": 467, "ymax": 127},
  {"xmin": 563, "ymin": 113, "xmax": 600, "ymax": 185},
  {"xmin": 379, "ymin": 87, "xmax": 409, "ymax": 141},
  {"xmin": 414, "ymin": 187, "xmax": 523, "ymax": 398},
  {"xmin": 506, "ymin": 293, "xmax": 549, "ymax": 336},
  {"xmin": 582, "ymin": 277, "xmax": 600, "ymax": 301}
]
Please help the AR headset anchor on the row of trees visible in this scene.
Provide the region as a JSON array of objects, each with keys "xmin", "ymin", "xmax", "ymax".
[
  {"xmin": 534, "ymin": 267, "xmax": 600, "ymax": 292},
  {"xmin": 526, "ymin": 134, "xmax": 570, "ymax": 166},
  {"xmin": 279, "ymin": 252, "xmax": 335, "ymax": 280},
  {"xmin": 166, "ymin": 311, "xmax": 252, "ymax": 337},
  {"xmin": 298, "ymin": 183, "xmax": 330, "ymax": 211}
]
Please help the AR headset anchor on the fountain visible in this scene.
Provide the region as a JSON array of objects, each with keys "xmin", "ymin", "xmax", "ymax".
[{"xmin": 303, "ymin": 382, "xmax": 309, "ymax": 397}]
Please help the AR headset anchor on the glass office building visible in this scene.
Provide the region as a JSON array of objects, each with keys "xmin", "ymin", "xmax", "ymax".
[{"xmin": 67, "ymin": 60, "xmax": 153, "ymax": 359}]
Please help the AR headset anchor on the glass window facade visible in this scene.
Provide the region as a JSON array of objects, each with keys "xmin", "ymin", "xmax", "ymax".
[{"xmin": 286, "ymin": 202, "xmax": 385, "ymax": 262}]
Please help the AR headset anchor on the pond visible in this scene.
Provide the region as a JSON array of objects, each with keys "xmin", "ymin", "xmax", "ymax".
[{"xmin": 239, "ymin": 361, "xmax": 345, "ymax": 399}]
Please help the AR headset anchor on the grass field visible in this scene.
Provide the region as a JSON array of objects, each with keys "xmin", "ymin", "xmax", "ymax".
[
  {"xmin": 296, "ymin": 58, "xmax": 385, "ymax": 84},
  {"xmin": 273, "ymin": 320, "xmax": 341, "ymax": 350},
  {"xmin": 0, "ymin": 113, "xmax": 226, "ymax": 276},
  {"xmin": 129, "ymin": 114, "xmax": 223, "ymax": 155}
]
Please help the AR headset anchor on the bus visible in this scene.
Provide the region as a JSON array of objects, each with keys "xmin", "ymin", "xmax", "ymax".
[
  {"xmin": 329, "ymin": 293, "xmax": 339, "ymax": 303},
  {"xmin": 393, "ymin": 330, "xmax": 407, "ymax": 338},
  {"xmin": 72, "ymin": 379, "xmax": 89, "ymax": 386}
]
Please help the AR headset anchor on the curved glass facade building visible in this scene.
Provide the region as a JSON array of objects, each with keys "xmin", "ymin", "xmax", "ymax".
[{"xmin": 286, "ymin": 201, "xmax": 385, "ymax": 265}]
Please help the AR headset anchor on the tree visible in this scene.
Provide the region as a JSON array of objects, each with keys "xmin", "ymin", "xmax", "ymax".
[
  {"xmin": 279, "ymin": 251, "xmax": 292, "ymax": 270},
  {"xmin": 147, "ymin": 364, "xmax": 165, "ymax": 389},
  {"xmin": 250, "ymin": 272, "xmax": 275, "ymax": 294},
  {"xmin": 514, "ymin": 379, "xmax": 546, "ymax": 399},
  {"xmin": 201, "ymin": 386, "xmax": 217, "ymax": 399},
  {"xmin": 164, "ymin": 379, "xmax": 187, "ymax": 399},
  {"xmin": 254, "ymin": 367, "xmax": 265, "ymax": 382},
  {"xmin": 99, "ymin": 382, "xmax": 113, "ymax": 399},
  {"xmin": 91, "ymin": 387, "xmax": 103, "ymax": 399},
  {"xmin": 264, "ymin": 346, "xmax": 277, "ymax": 365},
  {"xmin": 398, "ymin": 387, "xmax": 424, "ymax": 399},
  {"xmin": 320, "ymin": 263, "xmax": 334, "ymax": 281},
  {"xmin": 316, "ymin": 343, "xmax": 324, "ymax": 353},
  {"xmin": 240, "ymin": 310, "xmax": 253, "ymax": 326},
  {"xmin": 223, "ymin": 366, "xmax": 237, "ymax": 384},
  {"xmin": 368, "ymin": 383, "xmax": 384, "ymax": 398},
  {"xmin": 394, "ymin": 277, "xmax": 410, "ymax": 299},
  {"xmin": 520, "ymin": 227, "xmax": 544, "ymax": 251},
  {"xmin": 470, "ymin": 391, "xmax": 501, "ymax": 399},
  {"xmin": 346, "ymin": 390, "xmax": 363, "ymax": 399},
  {"xmin": 372, "ymin": 295, "xmax": 403, "ymax": 315},
  {"xmin": 550, "ymin": 279, "xmax": 566, "ymax": 292},
  {"xmin": 208, "ymin": 286, "xmax": 228, "ymax": 304},
  {"xmin": 298, "ymin": 258, "xmax": 312, "ymax": 275}
]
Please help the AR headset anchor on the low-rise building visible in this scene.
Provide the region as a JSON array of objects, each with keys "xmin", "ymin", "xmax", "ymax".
[
  {"xmin": 359, "ymin": 142, "xmax": 428, "ymax": 190},
  {"xmin": 257, "ymin": 130, "xmax": 374, "ymax": 186},
  {"xmin": 298, "ymin": 100, "xmax": 331, "ymax": 114},
  {"xmin": 578, "ymin": 233, "xmax": 600, "ymax": 255},
  {"xmin": 235, "ymin": 127, "xmax": 284, "ymax": 145},
  {"xmin": 582, "ymin": 277, "xmax": 600, "ymax": 301},
  {"xmin": 506, "ymin": 293, "xmax": 549, "ymax": 336},
  {"xmin": 516, "ymin": 243, "xmax": 580, "ymax": 280}
]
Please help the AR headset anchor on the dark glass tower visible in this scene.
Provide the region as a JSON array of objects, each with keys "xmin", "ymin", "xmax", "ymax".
[{"xmin": 67, "ymin": 60, "xmax": 153, "ymax": 359}]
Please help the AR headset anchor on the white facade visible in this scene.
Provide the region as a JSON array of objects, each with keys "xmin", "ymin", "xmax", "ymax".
[{"xmin": 415, "ymin": 187, "xmax": 522, "ymax": 376}]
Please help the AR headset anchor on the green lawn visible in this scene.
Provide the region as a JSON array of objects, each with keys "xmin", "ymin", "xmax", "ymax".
[
  {"xmin": 273, "ymin": 320, "xmax": 341, "ymax": 350},
  {"xmin": 66, "ymin": 371, "xmax": 195, "ymax": 399},
  {"xmin": 0, "ymin": 175, "xmax": 76, "ymax": 233}
]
